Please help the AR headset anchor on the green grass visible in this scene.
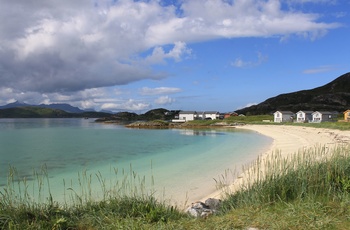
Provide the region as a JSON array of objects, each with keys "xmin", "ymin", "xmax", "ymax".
[
  {"xmin": 185, "ymin": 119, "xmax": 220, "ymax": 126},
  {"xmin": 223, "ymin": 114, "xmax": 350, "ymax": 130},
  {"xmin": 184, "ymin": 115, "xmax": 274, "ymax": 126},
  {"xmin": 218, "ymin": 145, "xmax": 350, "ymax": 229},
  {"xmin": 285, "ymin": 121, "xmax": 350, "ymax": 130},
  {"xmin": 1, "ymin": 137, "xmax": 350, "ymax": 229},
  {"xmin": 224, "ymin": 114, "xmax": 274, "ymax": 124}
]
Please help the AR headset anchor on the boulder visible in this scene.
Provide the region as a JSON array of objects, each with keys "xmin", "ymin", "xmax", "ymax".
[{"xmin": 186, "ymin": 198, "xmax": 221, "ymax": 218}]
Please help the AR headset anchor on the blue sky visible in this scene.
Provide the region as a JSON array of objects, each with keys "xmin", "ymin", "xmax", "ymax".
[{"xmin": 0, "ymin": 0, "xmax": 349, "ymax": 113}]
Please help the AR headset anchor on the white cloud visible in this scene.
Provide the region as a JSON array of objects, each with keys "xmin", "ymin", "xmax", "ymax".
[
  {"xmin": 154, "ymin": 96, "xmax": 175, "ymax": 105},
  {"xmin": 139, "ymin": 87, "xmax": 182, "ymax": 95},
  {"xmin": 231, "ymin": 58, "xmax": 245, "ymax": 68},
  {"xmin": 286, "ymin": 0, "xmax": 337, "ymax": 4},
  {"xmin": 0, "ymin": 0, "xmax": 340, "ymax": 94},
  {"xmin": 302, "ymin": 65, "xmax": 335, "ymax": 74},
  {"xmin": 333, "ymin": 11, "xmax": 347, "ymax": 18},
  {"xmin": 145, "ymin": 41, "xmax": 192, "ymax": 64},
  {"xmin": 101, "ymin": 99, "xmax": 150, "ymax": 111},
  {"xmin": 0, "ymin": 0, "xmax": 343, "ymax": 111},
  {"xmin": 231, "ymin": 52, "xmax": 268, "ymax": 68},
  {"xmin": 236, "ymin": 102, "xmax": 258, "ymax": 110}
]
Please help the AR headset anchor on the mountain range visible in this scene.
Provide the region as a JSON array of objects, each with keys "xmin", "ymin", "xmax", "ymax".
[
  {"xmin": 0, "ymin": 101, "xmax": 178, "ymax": 120},
  {"xmin": 0, "ymin": 101, "xmax": 114, "ymax": 118},
  {"xmin": 235, "ymin": 72, "xmax": 350, "ymax": 115},
  {"xmin": 0, "ymin": 101, "xmax": 87, "ymax": 113}
]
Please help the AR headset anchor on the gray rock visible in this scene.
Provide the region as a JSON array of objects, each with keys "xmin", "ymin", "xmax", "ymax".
[
  {"xmin": 186, "ymin": 198, "xmax": 221, "ymax": 218},
  {"xmin": 205, "ymin": 198, "xmax": 221, "ymax": 210}
]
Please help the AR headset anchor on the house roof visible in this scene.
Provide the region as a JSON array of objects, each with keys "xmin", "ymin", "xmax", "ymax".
[
  {"xmin": 274, "ymin": 111, "xmax": 294, "ymax": 114},
  {"xmin": 179, "ymin": 111, "xmax": 196, "ymax": 114},
  {"xmin": 312, "ymin": 111, "xmax": 333, "ymax": 115},
  {"xmin": 297, "ymin": 110, "xmax": 314, "ymax": 114},
  {"xmin": 204, "ymin": 111, "xmax": 219, "ymax": 114}
]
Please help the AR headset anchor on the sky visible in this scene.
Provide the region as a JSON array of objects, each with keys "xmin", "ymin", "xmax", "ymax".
[{"xmin": 0, "ymin": 0, "xmax": 349, "ymax": 113}]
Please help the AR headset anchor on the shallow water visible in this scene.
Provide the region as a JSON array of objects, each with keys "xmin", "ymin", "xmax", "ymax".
[{"xmin": 0, "ymin": 118, "xmax": 272, "ymax": 205}]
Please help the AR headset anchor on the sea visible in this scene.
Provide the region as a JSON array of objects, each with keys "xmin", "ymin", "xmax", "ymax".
[{"xmin": 0, "ymin": 118, "xmax": 272, "ymax": 206}]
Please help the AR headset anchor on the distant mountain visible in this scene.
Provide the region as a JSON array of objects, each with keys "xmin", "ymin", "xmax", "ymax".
[
  {"xmin": 95, "ymin": 108, "xmax": 180, "ymax": 123},
  {"xmin": 0, "ymin": 107, "xmax": 70, "ymax": 118},
  {"xmin": 38, "ymin": 103, "xmax": 85, "ymax": 113},
  {"xmin": 0, "ymin": 101, "xmax": 85, "ymax": 113},
  {"xmin": 0, "ymin": 100, "xmax": 30, "ymax": 109},
  {"xmin": 235, "ymin": 72, "xmax": 350, "ymax": 115},
  {"xmin": 0, "ymin": 107, "xmax": 112, "ymax": 118}
]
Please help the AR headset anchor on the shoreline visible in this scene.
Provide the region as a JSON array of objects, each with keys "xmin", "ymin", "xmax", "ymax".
[{"xmin": 200, "ymin": 124, "xmax": 350, "ymax": 202}]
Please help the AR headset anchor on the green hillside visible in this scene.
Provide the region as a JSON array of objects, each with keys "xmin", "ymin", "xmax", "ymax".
[
  {"xmin": 236, "ymin": 72, "xmax": 350, "ymax": 115},
  {"xmin": 0, "ymin": 107, "xmax": 111, "ymax": 118}
]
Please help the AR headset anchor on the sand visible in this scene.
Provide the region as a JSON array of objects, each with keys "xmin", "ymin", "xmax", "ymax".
[{"xmin": 200, "ymin": 124, "xmax": 350, "ymax": 201}]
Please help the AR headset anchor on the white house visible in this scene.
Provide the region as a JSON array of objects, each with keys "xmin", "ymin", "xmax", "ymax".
[
  {"xmin": 177, "ymin": 111, "xmax": 197, "ymax": 121},
  {"xmin": 203, "ymin": 111, "xmax": 220, "ymax": 120},
  {"xmin": 311, "ymin": 111, "xmax": 335, "ymax": 123},
  {"xmin": 172, "ymin": 110, "xmax": 220, "ymax": 122},
  {"xmin": 274, "ymin": 111, "xmax": 295, "ymax": 123},
  {"xmin": 296, "ymin": 111, "xmax": 314, "ymax": 123}
]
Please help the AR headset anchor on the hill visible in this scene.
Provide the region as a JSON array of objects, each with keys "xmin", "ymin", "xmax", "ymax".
[
  {"xmin": 0, "ymin": 107, "xmax": 112, "ymax": 118},
  {"xmin": 235, "ymin": 72, "xmax": 350, "ymax": 115},
  {"xmin": 0, "ymin": 101, "xmax": 86, "ymax": 113},
  {"xmin": 95, "ymin": 108, "xmax": 180, "ymax": 123},
  {"xmin": 38, "ymin": 103, "xmax": 85, "ymax": 113}
]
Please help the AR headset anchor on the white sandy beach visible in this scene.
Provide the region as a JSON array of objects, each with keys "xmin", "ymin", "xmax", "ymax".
[{"xmin": 201, "ymin": 124, "xmax": 350, "ymax": 202}]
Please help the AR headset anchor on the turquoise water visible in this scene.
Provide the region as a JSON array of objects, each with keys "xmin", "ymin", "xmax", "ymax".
[{"xmin": 0, "ymin": 118, "xmax": 272, "ymax": 205}]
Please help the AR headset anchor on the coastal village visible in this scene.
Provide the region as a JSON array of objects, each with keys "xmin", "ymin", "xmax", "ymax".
[
  {"xmin": 171, "ymin": 110, "xmax": 350, "ymax": 123},
  {"xmin": 273, "ymin": 110, "xmax": 350, "ymax": 123}
]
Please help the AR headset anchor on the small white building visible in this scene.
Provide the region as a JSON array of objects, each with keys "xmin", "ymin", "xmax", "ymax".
[
  {"xmin": 203, "ymin": 111, "xmax": 220, "ymax": 120},
  {"xmin": 274, "ymin": 111, "xmax": 295, "ymax": 123},
  {"xmin": 172, "ymin": 110, "xmax": 220, "ymax": 122},
  {"xmin": 177, "ymin": 111, "xmax": 197, "ymax": 121},
  {"xmin": 311, "ymin": 111, "xmax": 335, "ymax": 123},
  {"xmin": 296, "ymin": 111, "xmax": 314, "ymax": 123}
]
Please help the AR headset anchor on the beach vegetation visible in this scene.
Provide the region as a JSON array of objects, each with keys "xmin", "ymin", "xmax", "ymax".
[
  {"xmin": 218, "ymin": 144, "xmax": 350, "ymax": 229},
  {"xmin": 1, "ymin": 145, "xmax": 350, "ymax": 229},
  {"xmin": 223, "ymin": 114, "xmax": 350, "ymax": 130},
  {"xmin": 224, "ymin": 114, "xmax": 274, "ymax": 124},
  {"xmin": 288, "ymin": 121, "xmax": 350, "ymax": 130},
  {"xmin": 185, "ymin": 119, "xmax": 220, "ymax": 126}
]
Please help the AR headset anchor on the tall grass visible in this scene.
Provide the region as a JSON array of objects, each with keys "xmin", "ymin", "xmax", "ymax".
[
  {"xmin": 224, "ymin": 115, "xmax": 274, "ymax": 124},
  {"xmin": 220, "ymin": 144, "xmax": 350, "ymax": 212},
  {"xmin": 290, "ymin": 121, "xmax": 350, "ymax": 130},
  {"xmin": 0, "ymin": 164, "xmax": 185, "ymax": 229}
]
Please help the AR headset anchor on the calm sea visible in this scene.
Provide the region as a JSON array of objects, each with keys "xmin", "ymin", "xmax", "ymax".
[{"xmin": 0, "ymin": 118, "xmax": 271, "ymax": 205}]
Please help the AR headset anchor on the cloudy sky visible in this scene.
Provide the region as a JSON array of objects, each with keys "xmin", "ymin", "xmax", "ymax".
[{"xmin": 0, "ymin": 0, "xmax": 349, "ymax": 113}]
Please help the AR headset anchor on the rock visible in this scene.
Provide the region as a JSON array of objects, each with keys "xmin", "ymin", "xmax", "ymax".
[
  {"xmin": 186, "ymin": 198, "xmax": 221, "ymax": 218},
  {"xmin": 186, "ymin": 206, "xmax": 200, "ymax": 218},
  {"xmin": 205, "ymin": 198, "xmax": 221, "ymax": 210}
]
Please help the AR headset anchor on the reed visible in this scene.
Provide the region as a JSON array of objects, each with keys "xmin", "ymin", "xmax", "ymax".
[
  {"xmin": 0, "ymin": 164, "xmax": 185, "ymax": 229},
  {"xmin": 220, "ymin": 144, "xmax": 350, "ymax": 212}
]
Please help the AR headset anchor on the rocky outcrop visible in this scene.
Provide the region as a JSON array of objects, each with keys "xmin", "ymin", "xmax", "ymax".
[
  {"xmin": 186, "ymin": 198, "xmax": 221, "ymax": 218},
  {"xmin": 125, "ymin": 120, "xmax": 170, "ymax": 128}
]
